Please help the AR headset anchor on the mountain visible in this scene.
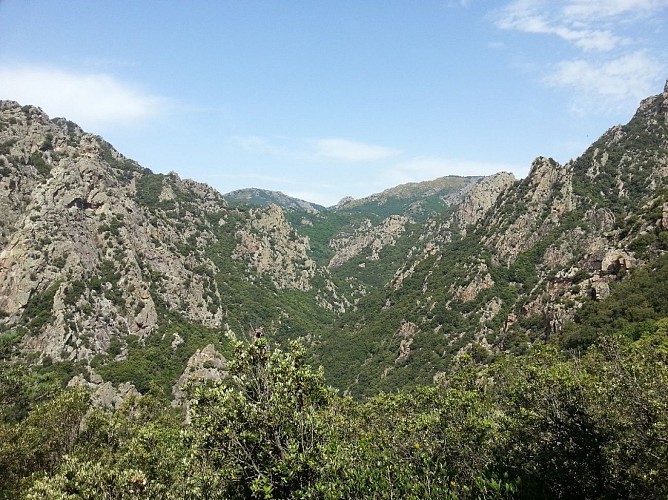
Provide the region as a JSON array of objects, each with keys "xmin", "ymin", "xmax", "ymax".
[
  {"xmin": 223, "ymin": 188, "xmax": 324, "ymax": 213},
  {"xmin": 316, "ymin": 82, "xmax": 668, "ymax": 395},
  {"xmin": 0, "ymin": 101, "xmax": 341, "ymax": 394},
  {"xmin": 1, "ymin": 81, "xmax": 668, "ymax": 399},
  {"xmin": 334, "ymin": 175, "xmax": 486, "ymax": 219}
]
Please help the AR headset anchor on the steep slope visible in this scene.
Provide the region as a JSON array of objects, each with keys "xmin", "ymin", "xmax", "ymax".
[
  {"xmin": 290, "ymin": 175, "xmax": 496, "ymax": 289},
  {"xmin": 316, "ymin": 82, "xmax": 668, "ymax": 396},
  {"xmin": 2, "ymin": 81, "xmax": 667, "ymax": 399},
  {"xmin": 0, "ymin": 102, "xmax": 342, "ymax": 394}
]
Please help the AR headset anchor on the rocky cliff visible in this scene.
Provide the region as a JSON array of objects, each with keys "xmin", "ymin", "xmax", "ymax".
[
  {"xmin": 317, "ymin": 82, "xmax": 668, "ymax": 396},
  {"xmin": 2, "ymin": 81, "xmax": 667, "ymax": 398}
]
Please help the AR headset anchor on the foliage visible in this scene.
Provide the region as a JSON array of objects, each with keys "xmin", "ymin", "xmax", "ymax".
[
  {"xmin": 0, "ymin": 139, "xmax": 16, "ymax": 156},
  {"xmin": 0, "ymin": 362, "xmax": 31, "ymax": 423},
  {"xmin": 2, "ymin": 325, "xmax": 667, "ymax": 498},
  {"xmin": 135, "ymin": 173, "xmax": 166, "ymax": 208},
  {"xmin": 186, "ymin": 336, "xmax": 333, "ymax": 499},
  {"xmin": 25, "ymin": 394, "xmax": 187, "ymax": 500},
  {"xmin": 96, "ymin": 312, "xmax": 229, "ymax": 397},
  {"xmin": 0, "ymin": 388, "xmax": 90, "ymax": 497},
  {"xmin": 22, "ymin": 281, "xmax": 60, "ymax": 333},
  {"xmin": 561, "ymin": 252, "xmax": 668, "ymax": 349},
  {"xmin": 29, "ymin": 151, "xmax": 51, "ymax": 177}
]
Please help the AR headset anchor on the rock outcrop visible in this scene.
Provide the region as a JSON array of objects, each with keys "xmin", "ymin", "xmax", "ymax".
[
  {"xmin": 328, "ymin": 215, "xmax": 410, "ymax": 268},
  {"xmin": 3, "ymin": 81, "xmax": 668, "ymax": 400},
  {"xmin": 172, "ymin": 344, "xmax": 228, "ymax": 403},
  {"xmin": 0, "ymin": 103, "xmax": 255, "ymax": 362},
  {"xmin": 233, "ymin": 204, "xmax": 316, "ymax": 290},
  {"xmin": 453, "ymin": 172, "xmax": 515, "ymax": 230}
]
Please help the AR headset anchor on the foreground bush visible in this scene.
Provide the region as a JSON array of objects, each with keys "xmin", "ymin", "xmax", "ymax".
[{"xmin": 2, "ymin": 323, "xmax": 666, "ymax": 498}]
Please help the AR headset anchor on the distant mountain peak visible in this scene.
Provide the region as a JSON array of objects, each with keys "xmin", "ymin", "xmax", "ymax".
[
  {"xmin": 223, "ymin": 188, "xmax": 324, "ymax": 213},
  {"xmin": 333, "ymin": 175, "xmax": 486, "ymax": 219}
]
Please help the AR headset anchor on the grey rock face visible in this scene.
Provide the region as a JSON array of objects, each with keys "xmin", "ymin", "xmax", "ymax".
[{"xmin": 0, "ymin": 102, "xmax": 230, "ymax": 361}]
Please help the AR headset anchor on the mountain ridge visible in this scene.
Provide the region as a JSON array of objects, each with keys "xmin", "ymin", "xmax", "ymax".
[
  {"xmin": 223, "ymin": 188, "xmax": 325, "ymax": 213},
  {"xmin": 1, "ymin": 81, "xmax": 667, "ymax": 398}
]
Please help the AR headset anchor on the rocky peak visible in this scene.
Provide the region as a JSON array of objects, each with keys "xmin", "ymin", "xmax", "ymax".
[
  {"xmin": 632, "ymin": 80, "xmax": 668, "ymax": 126},
  {"xmin": 483, "ymin": 157, "xmax": 574, "ymax": 264},
  {"xmin": 4, "ymin": 82, "xmax": 668, "ymax": 400},
  {"xmin": 0, "ymin": 102, "xmax": 232, "ymax": 363},
  {"xmin": 453, "ymin": 172, "xmax": 515, "ymax": 230},
  {"xmin": 172, "ymin": 344, "xmax": 228, "ymax": 403}
]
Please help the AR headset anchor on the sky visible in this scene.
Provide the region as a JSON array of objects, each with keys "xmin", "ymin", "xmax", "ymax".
[{"xmin": 0, "ymin": 1, "xmax": 667, "ymax": 207}]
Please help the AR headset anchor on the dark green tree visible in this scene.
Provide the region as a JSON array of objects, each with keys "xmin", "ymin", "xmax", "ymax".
[{"xmin": 185, "ymin": 335, "xmax": 334, "ymax": 499}]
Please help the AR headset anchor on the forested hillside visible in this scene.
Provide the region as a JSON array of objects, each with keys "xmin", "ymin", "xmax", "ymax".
[
  {"xmin": 3, "ymin": 305, "xmax": 668, "ymax": 498},
  {"xmin": 1, "ymin": 82, "xmax": 668, "ymax": 497}
]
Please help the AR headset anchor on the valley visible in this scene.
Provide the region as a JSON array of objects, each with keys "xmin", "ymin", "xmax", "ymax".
[{"xmin": 1, "ymin": 81, "xmax": 668, "ymax": 498}]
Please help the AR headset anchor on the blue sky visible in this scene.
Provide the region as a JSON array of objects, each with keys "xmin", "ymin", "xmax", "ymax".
[{"xmin": 1, "ymin": 1, "xmax": 666, "ymax": 206}]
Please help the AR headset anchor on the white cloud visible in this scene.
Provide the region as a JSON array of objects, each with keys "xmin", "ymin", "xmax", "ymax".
[
  {"xmin": 561, "ymin": 0, "xmax": 668, "ymax": 19},
  {"xmin": 229, "ymin": 135, "xmax": 401, "ymax": 164},
  {"xmin": 545, "ymin": 51, "xmax": 664, "ymax": 104},
  {"xmin": 0, "ymin": 65, "xmax": 164, "ymax": 129},
  {"xmin": 495, "ymin": 0, "xmax": 668, "ymax": 107},
  {"xmin": 496, "ymin": 1, "xmax": 627, "ymax": 51},
  {"xmin": 314, "ymin": 138, "xmax": 400, "ymax": 162}
]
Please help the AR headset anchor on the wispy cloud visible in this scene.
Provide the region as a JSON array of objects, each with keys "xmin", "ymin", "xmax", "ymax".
[
  {"xmin": 0, "ymin": 65, "xmax": 165, "ymax": 129},
  {"xmin": 313, "ymin": 138, "xmax": 400, "ymax": 162},
  {"xmin": 545, "ymin": 51, "xmax": 664, "ymax": 105},
  {"xmin": 561, "ymin": 0, "xmax": 668, "ymax": 19},
  {"xmin": 494, "ymin": 0, "xmax": 668, "ymax": 108},
  {"xmin": 496, "ymin": 0, "xmax": 627, "ymax": 52},
  {"xmin": 230, "ymin": 135, "xmax": 401, "ymax": 164}
]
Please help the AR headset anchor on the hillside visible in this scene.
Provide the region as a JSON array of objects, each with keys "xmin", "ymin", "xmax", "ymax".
[
  {"xmin": 1, "ymin": 81, "xmax": 668, "ymax": 401},
  {"xmin": 0, "ymin": 100, "xmax": 489, "ymax": 398},
  {"xmin": 0, "ymin": 101, "xmax": 338, "ymax": 395},
  {"xmin": 2, "ymin": 83, "xmax": 668, "ymax": 499},
  {"xmin": 317, "ymin": 81, "xmax": 668, "ymax": 395},
  {"xmin": 334, "ymin": 175, "xmax": 485, "ymax": 218}
]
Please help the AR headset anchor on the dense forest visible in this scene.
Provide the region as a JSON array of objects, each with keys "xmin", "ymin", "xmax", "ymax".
[{"xmin": 2, "ymin": 254, "xmax": 667, "ymax": 499}]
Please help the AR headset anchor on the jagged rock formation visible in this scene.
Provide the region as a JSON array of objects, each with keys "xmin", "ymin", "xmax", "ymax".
[
  {"xmin": 68, "ymin": 375, "xmax": 142, "ymax": 410},
  {"xmin": 172, "ymin": 343, "xmax": 228, "ymax": 403},
  {"xmin": 317, "ymin": 82, "xmax": 668, "ymax": 396},
  {"xmin": 453, "ymin": 172, "xmax": 516, "ymax": 230},
  {"xmin": 233, "ymin": 204, "xmax": 316, "ymax": 290},
  {"xmin": 0, "ymin": 101, "xmax": 370, "ymax": 389},
  {"xmin": 0, "ymin": 102, "xmax": 324, "ymax": 368},
  {"xmin": 0, "ymin": 102, "xmax": 237, "ymax": 362},
  {"xmin": 484, "ymin": 157, "xmax": 575, "ymax": 264},
  {"xmin": 2, "ymin": 81, "xmax": 668, "ymax": 399},
  {"xmin": 328, "ymin": 215, "xmax": 411, "ymax": 268}
]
